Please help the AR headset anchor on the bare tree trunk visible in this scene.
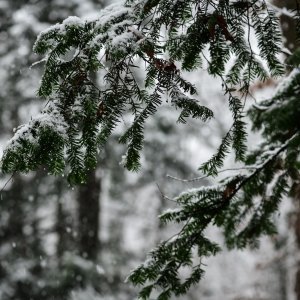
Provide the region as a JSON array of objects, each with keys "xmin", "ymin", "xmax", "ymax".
[
  {"xmin": 77, "ymin": 169, "xmax": 101, "ymax": 261},
  {"xmin": 273, "ymin": 0, "xmax": 299, "ymax": 52},
  {"xmin": 293, "ymin": 191, "xmax": 300, "ymax": 300},
  {"xmin": 273, "ymin": 2, "xmax": 300, "ymax": 299},
  {"xmin": 55, "ymin": 178, "xmax": 73, "ymax": 261}
]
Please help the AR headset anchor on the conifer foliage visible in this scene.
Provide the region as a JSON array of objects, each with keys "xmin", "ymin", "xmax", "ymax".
[{"xmin": 1, "ymin": 0, "xmax": 300, "ymax": 299}]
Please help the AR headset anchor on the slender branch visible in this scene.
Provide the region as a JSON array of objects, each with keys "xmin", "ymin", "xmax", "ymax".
[
  {"xmin": 166, "ymin": 166, "xmax": 258, "ymax": 183},
  {"xmin": 0, "ymin": 172, "xmax": 16, "ymax": 194}
]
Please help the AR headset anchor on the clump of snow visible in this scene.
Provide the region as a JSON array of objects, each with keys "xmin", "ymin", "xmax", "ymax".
[
  {"xmin": 94, "ymin": 2, "xmax": 133, "ymax": 28},
  {"xmin": 110, "ymin": 30, "xmax": 134, "ymax": 47},
  {"xmin": 34, "ymin": 16, "xmax": 84, "ymax": 52},
  {"xmin": 91, "ymin": 6, "xmax": 137, "ymax": 52},
  {"xmin": 62, "ymin": 16, "xmax": 83, "ymax": 27},
  {"xmin": 37, "ymin": 15, "xmax": 84, "ymax": 38}
]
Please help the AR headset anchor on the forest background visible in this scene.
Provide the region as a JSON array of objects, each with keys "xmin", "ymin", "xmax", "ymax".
[{"xmin": 0, "ymin": 0, "xmax": 299, "ymax": 299}]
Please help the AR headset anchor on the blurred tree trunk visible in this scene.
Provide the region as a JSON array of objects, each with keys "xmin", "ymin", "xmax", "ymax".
[
  {"xmin": 76, "ymin": 68, "xmax": 101, "ymax": 262},
  {"xmin": 273, "ymin": 0, "xmax": 299, "ymax": 52},
  {"xmin": 273, "ymin": 1, "xmax": 300, "ymax": 299},
  {"xmin": 56, "ymin": 178, "xmax": 74, "ymax": 261},
  {"xmin": 293, "ymin": 185, "xmax": 300, "ymax": 300},
  {"xmin": 77, "ymin": 169, "xmax": 101, "ymax": 261},
  {"xmin": 5, "ymin": 175, "xmax": 25, "ymax": 245}
]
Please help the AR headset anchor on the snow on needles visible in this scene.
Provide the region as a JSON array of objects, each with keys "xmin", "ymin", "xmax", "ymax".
[
  {"xmin": 273, "ymin": 67, "xmax": 300, "ymax": 96},
  {"xmin": 34, "ymin": 1, "xmax": 138, "ymax": 55},
  {"xmin": 94, "ymin": 2, "xmax": 133, "ymax": 27},
  {"xmin": 5, "ymin": 100, "xmax": 68, "ymax": 152}
]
